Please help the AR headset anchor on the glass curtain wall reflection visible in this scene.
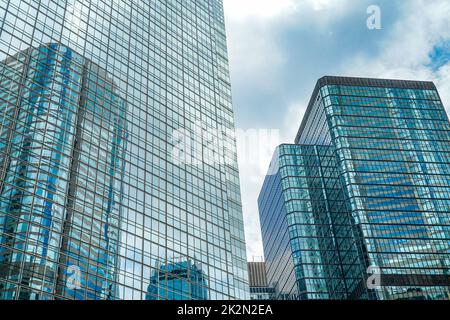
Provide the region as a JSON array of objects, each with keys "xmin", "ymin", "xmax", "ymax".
[
  {"xmin": 0, "ymin": 0, "xmax": 248, "ymax": 300},
  {"xmin": 146, "ymin": 258, "xmax": 208, "ymax": 300},
  {"xmin": 0, "ymin": 43, "xmax": 126, "ymax": 300},
  {"xmin": 259, "ymin": 144, "xmax": 367, "ymax": 300},
  {"xmin": 259, "ymin": 76, "xmax": 450, "ymax": 300}
]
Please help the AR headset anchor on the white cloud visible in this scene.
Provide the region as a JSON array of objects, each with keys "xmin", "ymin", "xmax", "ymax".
[
  {"xmin": 229, "ymin": 0, "xmax": 450, "ymax": 259},
  {"xmin": 236, "ymin": 127, "xmax": 282, "ymax": 259},
  {"xmin": 436, "ymin": 64, "xmax": 450, "ymax": 113},
  {"xmin": 223, "ymin": 0, "xmax": 345, "ymax": 20},
  {"xmin": 306, "ymin": 0, "xmax": 334, "ymax": 11},
  {"xmin": 224, "ymin": 0, "xmax": 297, "ymax": 20},
  {"xmin": 226, "ymin": 0, "xmax": 354, "ymax": 259},
  {"xmin": 225, "ymin": 20, "xmax": 286, "ymax": 91},
  {"xmin": 345, "ymin": 0, "xmax": 450, "ymax": 108},
  {"xmin": 283, "ymin": 103, "xmax": 307, "ymax": 143}
]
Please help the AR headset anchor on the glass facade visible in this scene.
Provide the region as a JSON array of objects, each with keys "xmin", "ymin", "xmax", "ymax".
[
  {"xmin": 0, "ymin": 43, "xmax": 126, "ymax": 300},
  {"xmin": 259, "ymin": 144, "xmax": 367, "ymax": 300},
  {"xmin": 259, "ymin": 76, "xmax": 450, "ymax": 300},
  {"xmin": 0, "ymin": 0, "xmax": 248, "ymax": 300},
  {"xmin": 247, "ymin": 261, "xmax": 274, "ymax": 300},
  {"xmin": 146, "ymin": 258, "xmax": 208, "ymax": 300}
]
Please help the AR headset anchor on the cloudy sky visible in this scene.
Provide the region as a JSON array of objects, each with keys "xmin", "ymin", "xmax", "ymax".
[{"xmin": 222, "ymin": 0, "xmax": 450, "ymax": 259}]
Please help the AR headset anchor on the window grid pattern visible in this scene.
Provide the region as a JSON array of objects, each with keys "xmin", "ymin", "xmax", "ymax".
[
  {"xmin": 0, "ymin": 0, "xmax": 248, "ymax": 300},
  {"xmin": 259, "ymin": 144, "xmax": 368, "ymax": 300},
  {"xmin": 290, "ymin": 76, "xmax": 450, "ymax": 300}
]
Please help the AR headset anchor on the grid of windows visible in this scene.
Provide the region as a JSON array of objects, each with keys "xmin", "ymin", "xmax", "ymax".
[
  {"xmin": 258, "ymin": 156, "xmax": 297, "ymax": 300},
  {"xmin": 0, "ymin": 0, "xmax": 248, "ymax": 300},
  {"xmin": 259, "ymin": 144, "xmax": 368, "ymax": 300},
  {"xmin": 319, "ymin": 81, "xmax": 450, "ymax": 300},
  {"xmin": 0, "ymin": 43, "xmax": 125, "ymax": 300},
  {"xmin": 299, "ymin": 76, "xmax": 450, "ymax": 300},
  {"xmin": 146, "ymin": 258, "xmax": 208, "ymax": 300},
  {"xmin": 247, "ymin": 262, "xmax": 275, "ymax": 300},
  {"xmin": 260, "ymin": 76, "xmax": 450, "ymax": 300}
]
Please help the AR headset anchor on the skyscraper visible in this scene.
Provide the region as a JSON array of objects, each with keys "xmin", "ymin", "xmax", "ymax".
[
  {"xmin": 259, "ymin": 76, "xmax": 450, "ymax": 300},
  {"xmin": 247, "ymin": 260, "xmax": 274, "ymax": 300},
  {"xmin": 0, "ymin": 0, "xmax": 248, "ymax": 300}
]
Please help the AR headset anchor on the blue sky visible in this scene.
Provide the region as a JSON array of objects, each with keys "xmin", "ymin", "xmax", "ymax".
[{"xmin": 223, "ymin": 0, "xmax": 450, "ymax": 259}]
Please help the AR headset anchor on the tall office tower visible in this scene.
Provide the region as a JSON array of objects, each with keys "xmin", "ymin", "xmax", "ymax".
[
  {"xmin": 0, "ymin": 0, "xmax": 248, "ymax": 300},
  {"xmin": 247, "ymin": 260, "xmax": 274, "ymax": 300},
  {"xmin": 259, "ymin": 76, "xmax": 450, "ymax": 300}
]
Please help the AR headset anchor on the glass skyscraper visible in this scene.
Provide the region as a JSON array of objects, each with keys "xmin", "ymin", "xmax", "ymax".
[
  {"xmin": 247, "ymin": 261, "xmax": 274, "ymax": 300},
  {"xmin": 0, "ymin": 0, "xmax": 248, "ymax": 300},
  {"xmin": 259, "ymin": 76, "xmax": 450, "ymax": 300}
]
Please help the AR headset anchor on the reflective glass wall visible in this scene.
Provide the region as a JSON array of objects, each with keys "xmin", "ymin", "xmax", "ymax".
[
  {"xmin": 299, "ymin": 76, "xmax": 450, "ymax": 300},
  {"xmin": 146, "ymin": 258, "xmax": 208, "ymax": 300},
  {"xmin": 0, "ymin": 0, "xmax": 248, "ymax": 300},
  {"xmin": 259, "ymin": 144, "xmax": 368, "ymax": 300},
  {"xmin": 0, "ymin": 43, "xmax": 126, "ymax": 300},
  {"xmin": 260, "ymin": 76, "xmax": 450, "ymax": 300}
]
